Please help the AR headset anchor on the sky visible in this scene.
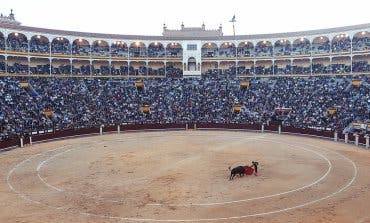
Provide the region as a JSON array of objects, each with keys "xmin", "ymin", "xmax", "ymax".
[{"xmin": 1, "ymin": 0, "xmax": 370, "ymax": 36}]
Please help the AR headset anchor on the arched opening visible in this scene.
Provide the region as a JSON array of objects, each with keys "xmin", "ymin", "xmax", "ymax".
[
  {"xmin": 352, "ymin": 55, "xmax": 370, "ymax": 73},
  {"xmin": 72, "ymin": 60, "xmax": 91, "ymax": 75},
  {"xmin": 92, "ymin": 60, "xmax": 110, "ymax": 75},
  {"xmin": 148, "ymin": 61, "xmax": 165, "ymax": 76},
  {"xmin": 292, "ymin": 38, "xmax": 310, "ymax": 55},
  {"xmin": 237, "ymin": 61, "xmax": 254, "ymax": 75},
  {"xmin": 51, "ymin": 59, "xmax": 71, "ymax": 75},
  {"xmin": 30, "ymin": 57, "xmax": 50, "ymax": 74},
  {"xmin": 111, "ymin": 41, "xmax": 128, "ymax": 57},
  {"xmin": 202, "ymin": 42, "xmax": 218, "ymax": 58},
  {"xmin": 255, "ymin": 41, "xmax": 273, "ymax": 57},
  {"xmin": 353, "ymin": 31, "xmax": 370, "ymax": 51},
  {"xmin": 166, "ymin": 62, "xmax": 182, "ymax": 78},
  {"xmin": 0, "ymin": 55, "xmax": 5, "ymax": 73},
  {"xmin": 148, "ymin": 42, "xmax": 165, "ymax": 58},
  {"xmin": 129, "ymin": 61, "xmax": 146, "ymax": 75},
  {"xmin": 129, "ymin": 42, "xmax": 147, "ymax": 58},
  {"xmin": 332, "ymin": 34, "xmax": 351, "ymax": 53},
  {"xmin": 274, "ymin": 60, "xmax": 291, "ymax": 74},
  {"xmin": 332, "ymin": 56, "xmax": 351, "ymax": 74},
  {"xmin": 51, "ymin": 37, "xmax": 71, "ymax": 55},
  {"xmin": 166, "ymin": 43, "xmax": 182, "ymax": 58},
  {"xmin": 274, "ymin": 39, "xmax": 291, "ymax": 56},
  {"xmin": 92, "ymin": 40, "xmax": 109, "ymax": 56},
  {"xmin": 312, "ymin": 58, "xmax": 331, "ymax": 74},
  {"xmin": 111, "ymin": 61, "xmax": 128, "ymax": 75},
  {"xmin": 188, "ymin": 57, "xmax": 197, "ymax": 71},
  {"xmin": 219, "ymin": 61, "xmax": 236, "ymax": 78},
  {"xmin": 72, "ymin": 39, "xmax": 90, "ymax": 56},
  {"xmin": 219, "ymin": 42, "xmax": 236, "ymax": 57},
  {"xmin": 237, "ymin": 42, "xmax": 254, "ymax": 57},
  {"xmin": 255, "ymin": 60, "xmax": 273, "ymax": 75},
  {"xmin": 30, "ymin": 35, "xmax": 49, "ymax": 53},
  {"xmin": 201, "ymin": 61, "xmax": 218, "ymax": 78},
  {"xmin": 292, "ymin": 59, "xmax": 311, "ymax": 74},
  {"xmin": 0, "ymin": 32, "xmax": 5, "ymax": 50},
  {"xmin": 312, "ymin": 36, "xmax": 330, "ymax": 55},
  {"xmin": 7, "ymin": 56, "xmax": 28, "ymax": 74},
  {"xmin": 7, "ymin": 32, "xmax": 28, "ymax": 52}
]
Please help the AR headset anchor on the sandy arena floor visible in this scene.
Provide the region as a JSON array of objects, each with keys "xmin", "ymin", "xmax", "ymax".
[{"xmin": 0, "ymin": 130, "xmax": 370, "ymax": 223}]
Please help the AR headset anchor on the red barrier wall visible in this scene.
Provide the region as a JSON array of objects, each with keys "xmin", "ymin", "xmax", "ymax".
[{"xmin": 1, "ymin": 123, "xmax": 367, "ymax": 151}]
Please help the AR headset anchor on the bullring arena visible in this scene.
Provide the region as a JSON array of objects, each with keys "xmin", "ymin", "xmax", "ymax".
[
  {"xmin": 1, "ymin": 5, "xmax": 370, "ymax": 223},
  {"xmin": 1, "ymin": 130, "xmax": 370, "ymax": 223}
]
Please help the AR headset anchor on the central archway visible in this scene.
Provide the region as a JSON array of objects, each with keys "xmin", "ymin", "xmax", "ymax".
[{"xmin": 188, "ymin": 57, "xmax": 197, "ymax": 71}]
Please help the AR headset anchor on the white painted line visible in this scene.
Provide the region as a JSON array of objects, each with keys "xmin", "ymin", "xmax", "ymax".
[
  {"xmin": 36, "ymin": 148, "xmax": 75, "ymax": 192},
  {"xmin": 6, "ymin": 145, "xmax": 69, "ymax": 204}
]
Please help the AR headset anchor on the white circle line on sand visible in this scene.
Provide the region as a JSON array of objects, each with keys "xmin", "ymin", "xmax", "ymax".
[
  {"xmin": 35, "ymin": 141, "xmax": 106, "ymax": 194},
  {"xmin": 5, "ymin": 133, "xmax": 358, "ymax": 222},
  {"xmin": 6, "ymin": 145, "xmax": 69, "ymax": 203},
  {"xmin": 36, "ymin": 148, "xmax": 75, "ymax": 192}
]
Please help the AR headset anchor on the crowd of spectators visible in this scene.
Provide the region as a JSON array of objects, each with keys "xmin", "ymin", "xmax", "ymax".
[
  {"xmin": 274, "ymin": 41, "xmax": 291, "ymax": 56},
  {"xmin": 91, "ymin": 42, "xmax": 110, "ymax": 57},
  {"xmin": 2, "ymin": 60, "xmax": 370, "ymax": 76},
  {"xmin": 0, "ymin": 36, "xmax": 5, "ymax": 50},
  {"xmin": 29, "ymin": 37, "xmax": 49, "ymax": 53},
  {"xmin": 0, "ymin": 75, "xmax": 368, "ymax": 141},
  {"xmin": 237, "ymin": 47, "xmax": 254, "ymax": 57},
  {"xmin": 291, "ymin": 41, "xmax": 311, "ymax": 55},
  {"xmin": 166, "ymin": 48, "xmax": 182, "ymax": 58},
  {"xmin": 6, "ymin": 34, "xmax": 28, "ymax": 52},
  {"xmin": 332, "ymin": 38, "xmax": 351, "ymax": 53},
  {"xmin": 1, "ymin": 33, "xmax": 370, "ymax": 57},
  {"xmin": 51, "ymin": 39, "xmax": 71, "ymax": 54},
  {"xmin": 255, "ymin": 44, "xmax": 273, "ymax": 57},
  {"xmin": 72, "ymin": 43, "xmax": 90, "ymax": 56},
  {"xmin": 312, "ymin": 40, "xmax": 331, "ymax": 54},
  {"xmin": 353, "ymin": 36, "xmax": 370, "ymax": 51}
]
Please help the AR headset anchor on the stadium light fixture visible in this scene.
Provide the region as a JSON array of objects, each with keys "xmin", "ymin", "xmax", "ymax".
[{"xmin": 14, "ymin": 32, "xmax": 18, "ymax": 37}]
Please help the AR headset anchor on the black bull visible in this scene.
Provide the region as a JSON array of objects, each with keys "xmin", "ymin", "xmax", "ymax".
[{"xmin": 229, "ymin": 166, "xmax": 245, "ymax": 180}]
